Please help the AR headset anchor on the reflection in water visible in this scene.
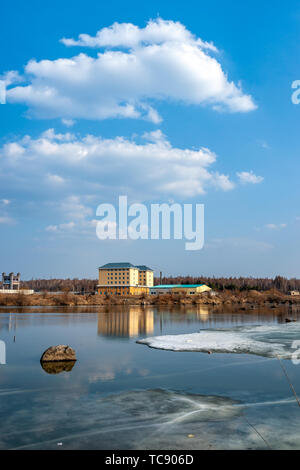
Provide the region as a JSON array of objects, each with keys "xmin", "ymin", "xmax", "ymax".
[
  {"xmin": 196, "ymin": 306, "xmax": 209, "ymax": 319},
  {"xmin": 98, "ymin": 307, "xmax": 154, "ymax": 338},
  {"xmin": 154, "ymin": 304, "xmax": 300, "ymax": 329},
  {"xmin": 0, "ymin": 313, "xmax": 17, "ymax": 332},
  {"xmin": 41, "ymin": 361, "xmax": 76, "ymax": 374}
]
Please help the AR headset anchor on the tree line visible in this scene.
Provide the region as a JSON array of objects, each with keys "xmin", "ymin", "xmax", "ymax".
[
  {"xmin": 19, "ymin": 278, "xmax": 98, "ymax": 293},
  {"xmin": 4, "ymin": 275, "xmax": 299, "ymax": 294},
  {"xmin": 156, "ymin": 275, "xmax": 300, "ymax": 294}
]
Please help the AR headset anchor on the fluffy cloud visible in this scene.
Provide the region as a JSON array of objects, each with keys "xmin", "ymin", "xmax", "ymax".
[
  {"xmin": 0, "ymin": 70, "xmax": 23, "ymax": 86},
  {"xmin": 44, "ymin": 196, "xmax": 98, "ymax": 235},
  {"xmin": 59, "ymin": 195, "xmax": 93, "ymax": 220},
  {"xmin": 237, "ymin": 171, "xmax": 264, "ymax": 184},
  {"xmin": 6, "ymin": 19, "xmax": 256, "ymax": 122},
  {"xmin": 46, "ymin": 173, "xmax": 65, "ymax": 184},
  {"xmin": 61, "ymin": 118, "xmax": 75, "ymax": 127},
  {"xmin": 0, "ymin": 199, "xmax": 15, "ymax": 225},
  {"xmin": 0, "ymin": 129, "xmax": 235, "ymax": 199},
  {"xmin": 60, "ymin": 19, "xmax": 217, "ymax": 49}
]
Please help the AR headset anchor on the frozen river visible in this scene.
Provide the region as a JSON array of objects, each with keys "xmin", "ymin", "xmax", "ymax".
[{"xmin": 0, "ymin": 304, "xmax": 300, "ymax": 450}]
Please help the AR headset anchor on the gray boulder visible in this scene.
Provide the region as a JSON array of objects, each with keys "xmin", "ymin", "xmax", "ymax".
[{"xmin": 40, "ymin": 345, "xmax": 76, "ymax": 362}]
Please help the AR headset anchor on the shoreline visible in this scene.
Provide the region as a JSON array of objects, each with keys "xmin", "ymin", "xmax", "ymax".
[{"xmin": 1, "ymin": 290, "xmax": 300, "ymax": 308}]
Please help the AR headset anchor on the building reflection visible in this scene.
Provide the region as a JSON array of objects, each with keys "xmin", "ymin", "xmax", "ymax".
[
  {"xmin": 195, "ymin": 306, "xmax": 209, "ymax": 319},
  {"xmin": 0, "ymin": 313, "xmax": 16, "ymax": 331},
  {"xmin": 97, "ymin": 307, "xmax": 154, "ymax": 338}
]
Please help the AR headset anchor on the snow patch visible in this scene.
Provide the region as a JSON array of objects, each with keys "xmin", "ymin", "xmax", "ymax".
[{"xmin": 137, "ymin": 323, "xmax": 300, "ymax": 358}]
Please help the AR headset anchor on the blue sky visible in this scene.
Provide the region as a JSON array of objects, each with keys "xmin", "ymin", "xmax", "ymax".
[{"xmin": 1, "ymin": 0, "xmax": 300, "ymax": 279}]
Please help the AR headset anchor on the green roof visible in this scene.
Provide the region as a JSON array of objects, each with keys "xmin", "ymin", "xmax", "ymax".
[
  {"xmin": 99, "ymin": 262, "xmax": 135, "ymax": 269},
  {"xmin": 135, "ymin": 265, "xmax": 153, "ymax": 271},
  {"xmin": 99, "ymin": 262, "xmax": 153, "ymax": 271},
  {"xmin": 151, "ymin": 284, "xmax": 207, "ymax": 289}
]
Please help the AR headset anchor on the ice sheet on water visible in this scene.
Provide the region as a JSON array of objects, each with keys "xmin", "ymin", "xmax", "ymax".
[
  {"xmin": 137, "ymin": 323, "xmax": 300, "ymax": 358},
  {"xmin": 3, "ymin": 388, "xmax": 300, "ymax": 450},
  {"xmin": 102, "ymin": 389, "xmax": 243, "ymax": 423},
  {"xmin": 2, "ymin": 389, "xmax": 242, "ymax": 450}
]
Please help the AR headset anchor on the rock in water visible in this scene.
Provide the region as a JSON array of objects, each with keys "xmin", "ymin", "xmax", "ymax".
[{"xmin": 40, "ymin": 345, "xmax": 76, "ymax": 362}]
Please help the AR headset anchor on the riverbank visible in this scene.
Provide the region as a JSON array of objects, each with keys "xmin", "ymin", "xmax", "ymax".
[{"xmin": 0, "ymin": 289, "xmax": 299, "ymax": 307}]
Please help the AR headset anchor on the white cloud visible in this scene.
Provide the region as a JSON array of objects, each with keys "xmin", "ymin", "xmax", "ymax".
[
  {"xmin": 265, "ymin": 223, "xmax": 287, "ymax": 230},
  {"xmin": 237, "ymin": 171, "xmax": 264, "ymax": 184},
  {"xmin": 213, "ymin": 173, "xmax": 235, "ymax": 191},
  {"xmin": 0, "ymin": 128, "xmax": 264, "ymax": 237},
  {"xmin": 0, "ymin": 216, "xmax": 15, "ymax": 225},
  {"xmin": 47, "ymin": 173, "xmax": 65, "ymax": 184},
  {"xmin": 0, "ymin": 70, "xmax": 23, "ymax": 86},
  {"xmin": 46, "ymin": 221, "xmax": 75, "ymax": 232},
  {"xmin": 0, "ymin": 199, "xmax": 15, "ymax": 225},
  {"xmin": 7, "ymin": 19, "xmax": 256, "ymax": 122},
  {"xmin": 207, "ymin": 237, "xmax": 273, "ymax": 251},
  {"xmin": 0, "ymin": 129, "xmax": 235, "ymax": 198},
  {"xmin": 61, "ymin": 19, "xmax": 217, "ymax": 50},
  {"xmin": 61, "ymin": 118, "xmax": 75, "ymax": 127},
  {"xmin": 45, "ymin": 209, "xmax": 99, "ymax": 236},
  {"xmin": 59, "ymin": 195, "xmax": 93, "ymax": 220}
]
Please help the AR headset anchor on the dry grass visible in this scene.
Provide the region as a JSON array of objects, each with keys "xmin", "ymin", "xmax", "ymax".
[{"xmin": 0, "ymin": 289, "xmax": 297, "ymax": 307}]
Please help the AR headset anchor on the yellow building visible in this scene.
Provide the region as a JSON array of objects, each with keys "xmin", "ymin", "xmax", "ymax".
[
  {"xmin": 149, "ymin": 284, "xmax": 212, "ymax": 295},
  {"xmin": 136, "ymin": 265, "xmax": 154, "ymax": 287},
  {"xmin": 171, "ymin": 284, "xmax": 212, "ymax": 295},
  {"xmin": 98, "ymin": 262, "xmax": 154, "ymax": 296}
]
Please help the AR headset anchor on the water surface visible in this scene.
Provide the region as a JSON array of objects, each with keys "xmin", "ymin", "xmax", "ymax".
[{"xmin": 1, "ymin": 304, "xmax": 300, "ymax": 450}]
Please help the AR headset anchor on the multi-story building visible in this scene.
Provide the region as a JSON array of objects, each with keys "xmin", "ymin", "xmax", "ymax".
[
  {"xmin": 97, "ymin": 262, "xmax": 154, "ymax": 296},
  {"xmin": 2, "ymin": 272, "xmax": 20, "ymax": 290},
  {"xmin": 136, "ymin": 265, "xmax": 154, "ymax": 287},
  {"xmin": 0, "ymin": 272, "xmax": 33, "ymax": 295}
]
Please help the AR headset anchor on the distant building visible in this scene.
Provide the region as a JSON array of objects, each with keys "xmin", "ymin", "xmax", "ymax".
[
  {"xmin": 1, "ymin": 272, "xmax": 34, "ymax": 295},
  {"xmin": 97, "ymin": 262, "xmax": 154, "ymax": 296},
  {"xmin": 2, "ymin": 272, "xmax": 20, "ymax": 291},
  {"xmin": 290, "ymin": 290, "xmax": 300, "ymax": 296},
  {"xmin": 150, "ymin": 284, "xmax": 212, "ymax": 295}
]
